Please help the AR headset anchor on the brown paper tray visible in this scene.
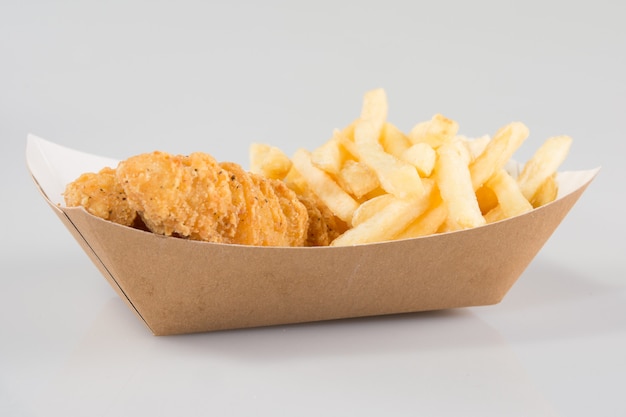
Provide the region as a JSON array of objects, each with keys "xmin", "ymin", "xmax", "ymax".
[{"xmin": 26, "ymin": 135, "xmax": 598, "ymax": 335}]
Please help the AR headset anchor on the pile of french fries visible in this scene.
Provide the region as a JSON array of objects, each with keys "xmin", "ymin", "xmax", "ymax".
[{"xmin": 250, "ymin": 89, "xmax": 572, "ymax": 246}]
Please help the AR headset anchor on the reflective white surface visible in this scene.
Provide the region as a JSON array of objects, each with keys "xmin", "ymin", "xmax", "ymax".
[{"xmin": 2, "ymin": 1, "xmax": 625, "ymax": 416}]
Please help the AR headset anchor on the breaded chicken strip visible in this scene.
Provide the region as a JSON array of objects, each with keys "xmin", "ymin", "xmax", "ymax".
[
  {"xmin": 267, "ymin": 177, "xmax": 311, "ymax": 247},
  {"xmin": 64, "ymin": 151, "xmax": 334, "ymax": 246},
  {"xmin": 116, "ymin": 151, "xmax": 309, "ymax": 246},
  {"xmin": 116, "ymin": 152, "xmax": 235, "ymax": 242},
  {"xmin": 63, "ymin": 167, "xmax": 137, "ymax": 226},
  {"xmin": 297, "ymin": 191, "xmax": 348, "ymax": 246}
]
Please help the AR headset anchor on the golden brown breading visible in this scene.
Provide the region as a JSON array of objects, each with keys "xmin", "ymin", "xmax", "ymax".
[
  {"xmin": 116, "ymin": 152, "xmax": 235, "ymax": 243},
  {"xmin": 64, "ymin": 150, "xmax": 331, "ymax": 247},
  {"xmin": 268, "ymin": 178, "xmax": 309, "ymax": 247},
  {"xmin": 116, "ymin": 151, "xmax": 309, "ymax": 246},
  {"xmin": 218, "ymin": 162, "xmax": 252, "ymax": 244},
  {"xmin": 63, "ymin": 167, "xmax": 137, "ymax": 226},
  {"xmin": 249, "ymin": 172, "xmax": 308, "ymax": 247},
  {"xmin": 297, "ymin": 191, "xmax": 348, "ymax": 247}
]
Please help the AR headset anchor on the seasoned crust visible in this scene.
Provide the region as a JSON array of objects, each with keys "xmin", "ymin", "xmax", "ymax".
[
  {"xmin": 64, "ymin": 151, "xmax": 335, "ymax": 247},
  {"xmin": 63, "ymin": 167, "xmax": 137, "ymax": 226}
]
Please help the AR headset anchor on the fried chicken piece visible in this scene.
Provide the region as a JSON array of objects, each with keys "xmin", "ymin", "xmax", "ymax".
[
  {"xmin": 63, "ymin": 167, "xmax": 137, "ymax": 226},
  {"xmin": 116, "ymin": 152, "xmax": 234, "ymax": 243},
  {"xmin": 297, "ymin": 191, "xmax": 348, "ymax": 246},
  {"xmin": 64, "ymin": 150, "xmax": 333, "ymax": 247},
  {"xmin": 219, "ymin": 162, "xmax": 307, "ymax": 247},
  {"xmin": 268, "ymin": 177, "xmax": 310, "ymax": 247},
  {"xmin": 249, "ymin": 172, "xmax": 308, "ymax": 247},
  {"xmin": 218, "ymin": 162, "xmax": 253, "ymax": 244},
  {"xmin": 116, "ymin": 151, "xmax": 309, "ymax": 246},
  {"xmin": 281, "ymin": 166, "xmax": 348, "ymax": 246}
]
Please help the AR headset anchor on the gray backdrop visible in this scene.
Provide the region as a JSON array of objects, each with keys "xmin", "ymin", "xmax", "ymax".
[{"xmin": 2, "ymin": 1, "xmax": 624, "ymax": 416}]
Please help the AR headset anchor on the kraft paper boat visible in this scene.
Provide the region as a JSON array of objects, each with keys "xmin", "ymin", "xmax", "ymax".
[{"xmin": 26, "ymin": 135, "xmax": 598, "ymax": 335}]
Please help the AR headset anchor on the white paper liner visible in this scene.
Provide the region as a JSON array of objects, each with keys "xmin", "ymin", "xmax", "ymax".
[{"xmin": 26, "ymin": 134, "xmax": 600, "ymax": 210}]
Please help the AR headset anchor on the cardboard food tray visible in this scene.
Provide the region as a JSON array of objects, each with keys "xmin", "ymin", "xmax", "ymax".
[{"xmin": 26, "ymin": 135, "xmax": 599, "ymax": 335}]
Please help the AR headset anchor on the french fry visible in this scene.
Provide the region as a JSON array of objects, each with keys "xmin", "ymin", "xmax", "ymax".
[
  {"xmin": 517, "ymin": 135, "xmax": 572, "ymax": 201},
  {"xmin": 408, "ymin": 114, "xmax": 459, "ymax": 148},
  {"xmin": 249, "ymin": 143, "xmax": 292, "ymax": 180},
  {"xmin": 291, "ymin": 149, "xmax": 359, "ymax": 224},
  {"xmin": 461, "ymin": 135, "xmax": 491, "ymax": 161},
  {"xmin": 283, "ymin": 165, "xmax": 311, "ymax": 197},
  {"xmin": 448, "ymin": 137, "xmax": 472, "ymax": 166},
  {"xmin": 331, "ymin": 180, "xmax": 435, "ymax": 246},
  {"xmin": 361, "ymin": 186, "xmax": 388, "ymax": 201},
  {"xmin": 483, "ymin": 205, "xmax": 505, "ymax": 223},
  {"xmin": 310, "ymin": 134, "xmax": 348, "ymax": 175},
  {"xmin": 395, "ymin": 195, "xmax": 447, "ymax": 239},
  {"xmin": 381, "ymin": 122, "xmax": 411, "ymax": 158},
  {"xmin": 435, "ymin": 142, "xmax": 485, "ymax": 230},
  {"xmin": 485, "ymin": 169, "xmax": 533, "ymax": 218},
  {"xmin": 336, "ymin": 159, "xmax": 380, "ymax": 199},
  {"xmin": 354, "ymin": 119, "xmax": 424, "ymax": 198},
  {"xmin": 400, "ymin": 142, "xmax": 436, "ymax": 177},
  {"xmin": 351, "ymin": 193, "xmax": 396, "ymax": 227},
  {"xmin": 334, "ymin": 127, "xmax": 359, "ymax": 159},
  {"xmin": 360, "ymin": 88, "xmax": 388, "ymax": 133},
  {"xmin": 408, "ymin": 121, "xmax": 429, "ymax": 144},
  {"xmin": 530, "ymin": 173, "xmax": 558, "ymax": 208},
  {"xmin": 469, "ymin": 122, "xmax": 529, "ymax": 190},
  {"xmin": 329, "ymin": 122, "xmax": 363, "ymax": 163}
]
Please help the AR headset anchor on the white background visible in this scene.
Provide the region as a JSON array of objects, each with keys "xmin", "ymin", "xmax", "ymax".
[{"xmin": 2, "ymin": 1, "xmax": 625, "ymax": 416}]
